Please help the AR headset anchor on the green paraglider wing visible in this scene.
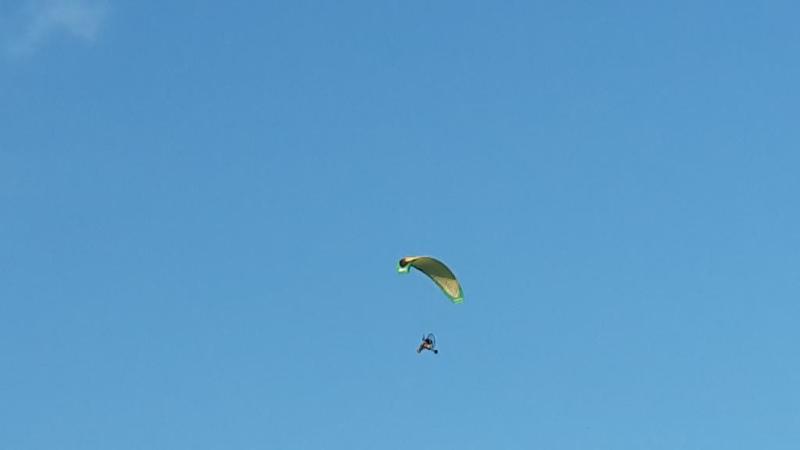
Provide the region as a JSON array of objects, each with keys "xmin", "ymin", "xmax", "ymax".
[{"xmin": 397, "ymin": 256, "xmax": 463, "ymax": 304}]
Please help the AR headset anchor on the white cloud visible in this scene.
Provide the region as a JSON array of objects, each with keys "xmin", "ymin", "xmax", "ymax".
[{"xmin": 4, "ymin": 0, "xmax": 108, "ymax": 56}]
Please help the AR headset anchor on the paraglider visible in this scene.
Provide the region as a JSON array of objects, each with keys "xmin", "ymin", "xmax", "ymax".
[
  {"xmin": 398, "ymin": 256, "xmax": 463, "ymax": 354},
  {"xmin": 397, "ymin": 256, "xmax": 464, "ymax": 304}
]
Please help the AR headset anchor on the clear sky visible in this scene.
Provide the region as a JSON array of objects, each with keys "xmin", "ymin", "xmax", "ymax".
[{"xmin": 2, "ymin": 1, "xmax": 800, "ymax": 449}]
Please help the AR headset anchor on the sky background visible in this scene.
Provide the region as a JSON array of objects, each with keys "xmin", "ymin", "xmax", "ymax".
[{"xmin": 2, "ymin": 1, "xmax": 800, "ymax": 449}]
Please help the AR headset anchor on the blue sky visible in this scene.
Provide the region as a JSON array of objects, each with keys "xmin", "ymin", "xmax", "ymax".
[{"xmin": 2, "ymin": 1, "xmax": 800, "ymax": 449}]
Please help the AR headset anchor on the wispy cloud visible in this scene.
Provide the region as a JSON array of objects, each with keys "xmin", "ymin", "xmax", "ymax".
[{"xmin": 3, "ymin": 0, "xmax": 108, "ymax": 56}]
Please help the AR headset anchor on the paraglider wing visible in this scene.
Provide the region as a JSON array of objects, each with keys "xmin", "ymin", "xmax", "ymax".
[{"xmin": 397, "ymin": 256, "xmax": 464, "ymax": 303}]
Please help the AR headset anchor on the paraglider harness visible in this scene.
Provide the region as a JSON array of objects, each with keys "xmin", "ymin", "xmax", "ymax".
[{"xmin": 417, "ymin": 333, "xmax": 438, "ymax": 354}]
